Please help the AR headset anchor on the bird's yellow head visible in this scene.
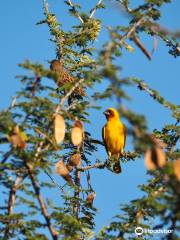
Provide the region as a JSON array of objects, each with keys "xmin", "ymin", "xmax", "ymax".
[{"xmin": 103, "ymin": 108, "xmax": 120, "ymax": 121}]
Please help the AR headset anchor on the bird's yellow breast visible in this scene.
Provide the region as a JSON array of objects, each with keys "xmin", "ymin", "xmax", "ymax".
[{"xmin": 104, "ymin": 120, "xmax": 125, "ymax": 156}]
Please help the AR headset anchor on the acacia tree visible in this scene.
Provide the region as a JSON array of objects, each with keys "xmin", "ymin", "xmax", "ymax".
[{"xmin": 0, "ymin": 0, "xmax": 179, "ymax": 239}]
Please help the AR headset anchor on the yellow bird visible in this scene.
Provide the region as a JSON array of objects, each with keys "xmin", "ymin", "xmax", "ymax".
[{"xmin": 102, "ymin": 108, "xmax": 126, "ymax": 173}]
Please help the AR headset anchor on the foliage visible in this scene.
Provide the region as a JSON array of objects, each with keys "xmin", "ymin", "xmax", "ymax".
[{"xmin": 0, "ymin": 0, "xmax": 179, "ymax": 239}]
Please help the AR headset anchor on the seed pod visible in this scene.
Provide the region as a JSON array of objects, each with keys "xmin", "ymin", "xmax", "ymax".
[
  {"xmin": 173, "ymin": 159, "xmax": 180, "ymax": 181},
  {"xmin": 86, "ymin": 192, "xmax": 96, "ymax": 206},
  {"xmin": 50, "ymin": 59, "xmax": 63, "ymax": 72},
  {"xmin": 9, "ymin": 125, "xmax": 26, "ymax": 149},
  {"xmin": 144, "ymin": 146, "xmax": 166, "ymax": 171},
  {"xmin": 50, "ymin": 60, "xmax": 86, "ymax": 96},
  {"xmin": 71, "ymin": 120, "xmax": 84, "ymax": 147},
  {"xmin": 66, "ymin": 163, "xmax": 73, "ymax": 172},
  {"xmin": 55, "ymin": 159, "xmax": 73, "ymax": 185},
  {"xmin": 151, "ymin": 136, "xmax": 167, "ymax": 149},
  {"xmin": 66, "ymin": 153, "xmax": 81, "ymax": 172},
  {"xmin": 69, "ymin": 153, "xmax": 81, "ymax": 167},
  {"xmin": 54, "ymin": 115, "xmax": 66, "ymax": 144},
  {"xmin": 136, "ymin": 211, "xmax": 143, "ymax": 224}
]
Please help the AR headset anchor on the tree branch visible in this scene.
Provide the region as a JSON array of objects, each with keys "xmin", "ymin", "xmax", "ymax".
[
  {"xmin": 118, "ymin": 16, "xmax": 145, "ymax": 46},
  {"xmin": 54, "ymin": 78, "xmax": 85, "ymax": 115},
  {"xmin": 73, "ymin": 168, "xmax": 81, "ymax": 217},
  {"xmin": 77, "ymin": 162, "xmax": 106, "ymax": 171},
  {"xmin": 89, "ymin": 0, "xmax": 103, "ymax": 18},
  {"xmin": 3, "ymin": 176, "xmax": 23, "ymax": 239},
  {"xmin": 1, "ymin": 149, "xmax": 13, "ymax": 164},
  {"xmin": 44, "ymin": 169, "xmax": 66, "ymax": 194},
  {"xmin": 7, "ymin": 177, "xmax": 23, "ymax": 215},
  {"xmin": 77, "ymin": 151, "xmax": 139, "ymax": 172},
  {"xmin": 104, "ymin": 15, "xmax": 147, "ymax": 66},
  {"xmin": 131, "ymin": 34, "xmax": 151, "ymax": 60},
  {"xmin": 25, "ymin": 163, "xmax": 58, "ymax": 240},
  {"xmin": 67, "ymin": 0, "xmax": 84, "ymax": 23},
  {"xmin": 130, "ymin": 78, "xmax": 177, "ymax": 113}
]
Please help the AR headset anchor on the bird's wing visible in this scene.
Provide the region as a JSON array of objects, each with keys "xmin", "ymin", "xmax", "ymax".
[
  {"xmin": 102, "ymin": 125, "xmax": 109, "ymax": 155},
  {"xmin": 123, "ymin": 124, "xmax": 126, "ymax": 150}
]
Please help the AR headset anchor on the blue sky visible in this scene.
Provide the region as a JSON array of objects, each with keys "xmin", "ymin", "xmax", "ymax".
[{"xmin": 0, "ymin": 0, "xmax": 179, "ymax": 235}]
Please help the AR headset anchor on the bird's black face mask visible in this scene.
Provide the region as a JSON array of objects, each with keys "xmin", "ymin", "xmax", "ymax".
[{"xmin": 103, "ymin": 109, "xmax": 114, "ymax": 120}]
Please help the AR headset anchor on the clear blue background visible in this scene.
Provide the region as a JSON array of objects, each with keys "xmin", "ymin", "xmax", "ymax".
[{"xmin": 0, "ymin": 0, "xmax": 179, "ymax": 235}]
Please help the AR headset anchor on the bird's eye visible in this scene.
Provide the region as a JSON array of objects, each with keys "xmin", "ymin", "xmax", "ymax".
[
  {"xmin": 104, "ymin": 109, "xmax": 115, "ymax": 117},
  {"xmin": 108, "ymin": 110, "xmax": 113, "ymax": 115}
]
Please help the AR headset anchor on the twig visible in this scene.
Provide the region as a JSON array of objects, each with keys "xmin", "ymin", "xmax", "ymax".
[
  {"xmin": 89, "ymin": 0, "xmax": 103, "ymax": 18},
  {"xmin": 35, "ymin": 140, "xmax": 45, "ymax": 158},
  {"xmin": 3, "ymin": 176, "xmax": 23, "ymax": 239},
  {"xmin": 54, "ymin": 78, "xmax": 85, "ymax": 115},
  {"xmin": 131, "ymin": 35, "xmax": 151, "ymax": 60},
  {"xmin": 35, "ymin": 128, "xmax": 57, "ymax": 148},
  {"xmin": 77, "ymin": 152, "xmax": 138, "ymax": 172},
  {"xmin": 130, "ymin": 78, "xmax": 177, "ymax": 112},
  {"xmin": 1, "ymin": 149, "xmax": 13, "ymax": 164},
  {"xmin": 150, "ymin": 23, "xmax": 180, "ymax": 39},
  {"xmin": 4, "ymin": 96, "xmax": 17, "ymax": 113},
  {"xmin": 119, "ymin": 16, "xmax": 145, "ymax": 46},
  {"xmin": 73, "ymin": 168, "xmax": 81, "ymax": 217},
  {"xmin": 9, "ymin": 96, "xmax": 17, "ymax": 110},
  {"xmin": 77, "ymin": 162, "xmax": 106, "ymax": 171},
  {"xmin": 119, "ymin": 0, "xmax": 132, "ymax": 13},
  {"xmin": 7, "ymin": 177, "xmax": 23, "ymax": 215},
  {"xmin": 66, "ymin": 101, "xmax": 79, "ymax": 111},
  {"xmin": 44, "ymin": 169, "xmax": 66, "ymax": 194},
  {"xmin": 104, "ymin": 15, "xmax": 146, "ymax": 66},
  {"xmin": 67, "ymin": 0, "xmax": 84, "ymax": 23},
  {"xmin": 43, "ymin": 0, "xmax": 49, "ymax": 15},
  {"xmin": 25, "ymin": 163, "xmax": 58, "ymax": 240}
]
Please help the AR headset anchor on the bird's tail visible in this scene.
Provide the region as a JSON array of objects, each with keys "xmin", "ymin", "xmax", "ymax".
[
  {"xmin": 113, "ymin": 161, "xmax": 121, "ymax": 174},
  {"xmin": 107, "ymin": 155, "xmax": 122, "ymax": 174}
]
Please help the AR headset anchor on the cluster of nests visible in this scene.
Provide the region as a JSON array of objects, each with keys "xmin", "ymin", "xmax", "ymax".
[{"xmin": 50, "ymin": 59, "xmax": 86, "ymax": 100}]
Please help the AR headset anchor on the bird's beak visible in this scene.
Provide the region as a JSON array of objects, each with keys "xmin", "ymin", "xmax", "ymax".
[{"xmin": 103, "ymin": 110, "xmax": 110, "ymax": 116}]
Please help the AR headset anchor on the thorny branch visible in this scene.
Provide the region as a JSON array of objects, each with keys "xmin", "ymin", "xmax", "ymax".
[
  {"xmin": 150, "ymin": 23, "xmax": 180, "ymax": 39},
  {"xmin": 25, "ymin": 162, "xmax": 58, "ymax": 240},
  {"xmin": 77, "ymin": 162, "xmax": 106, "ymax": 171},
  {"xmin": 130, "ymin": 78, "xmax": 178, "ymax": 113},
  {"xmin": 7, "ymin": 96, "xmax": 17, "ymax": 112},
  {"xmin": 1, "ymin": 149, "xmax": 13, "ymax": 164},
  {"xmin": 73, "ymin": 169, "xmax": 81, "ymax": 217},
  {"xmin": 104, "ymin": 16, "xmax": 146, "ymax": 65},
  {"xmin": 119, "ymin": 16, "xmax": 145, "ymax": 45},
  {"xmin": 7, "ymin": 177, "xmax": 23, "ymax": 215},
  {"xmin": 89, "ymin": 0, "xmax": 103, "ymax": 18},
  {"xmin": 44, "ymin": 169, "xmax": 66, "ymax": 194},
  {"xmin": 119, "ymin": 0, "xmax": 132, "ymax": 13},
  {"xmin": 77, "ymin": 151, "xmax": 139, "ymax": 171},
  {"xmin": 131, "ymin": 35, "xmax": 151, "ymax": 60},
  {"xmin": 104, "ymin": 7, "xmax": 154, "ymax": 65},
  {"xmin": 67, "ymin": 0, "xmax": 84, "ymax": 23},
  {"xmin": 3, "ymin": 176, "xmax": 23, "ymax": 239},
  {"xmin": 54, "ymin": 78, "xmax": 85, "ymax": 115}
]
